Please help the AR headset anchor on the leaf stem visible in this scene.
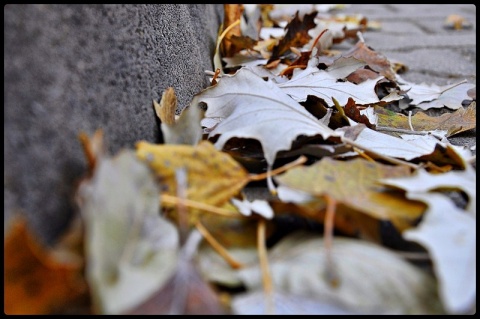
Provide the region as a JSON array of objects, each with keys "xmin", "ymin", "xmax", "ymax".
[
  {"xmin": 248, "ymin": 155, "xmax": 308, "ymax": 182},
  {"xmin": 342, "ymin": 136, "xmax": 420, "ymax": 169},
  {"xmin": 161, "ymin": 194, "xmax": 243, "ymax": 218},
  {"xmin": 195, "ymin": 220, "xmax": 244, "ymax": 269},
  {"xmin": 376, "ymin": 126, "xmax": 446, "ymax": 139},
  {"xmin": 324, "ymin": 195, "xmax": 340, "ymax": 288},
  {"xmin": 257, "ymin": 219, "xmax": 274, "ymax": 314}
]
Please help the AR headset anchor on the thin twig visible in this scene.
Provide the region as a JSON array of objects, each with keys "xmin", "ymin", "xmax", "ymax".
[
  {"xmin": 257, "ymin": 219, "xmax": 274, "ymax": 314},
  {"xmin": 324, "ymin": 195, "xmax": 340, "ymax": 288},
  {"xmin": 195, "ymin": 220, "xmax": 244, "ymax": 269},
  {"xmin": 161, "ymin": 193, "xmax": 243, "ymax": 218},
  {"xmin": 248, "ymin": 156, "xmax": 308, "ymax": 181}
]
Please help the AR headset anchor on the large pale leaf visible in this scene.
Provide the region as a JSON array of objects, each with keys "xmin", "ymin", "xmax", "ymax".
[
  {"xmin": 236, "ymin": 232, "xmax": 443, "ymax": 314},
  {"xmin": 338, "ymin": 125, "xmax": 449, "ymax": 161},
  {"xmin": 136, "ymin": 140, "xmax": 249, "ymax": 208},
  {"xmin": 380, "ymin": 167, "xmax": 476, "ymax": 217},
  {"xmin": 323, "ymin": 56, "xmax": 367, "ymax": 79},
  {"xmin": 274, "ymin": 157, "xmax": 426, "ymax": 231},
  {"xmin": 194, "ymin": 67, "xmax": 339, "ymax": 166},
  {"xmin": 77, "ymin": 150, "xmax": 179, "ymax": 314},
  {"xmin": 402, "ymin": 192, "xmax": 476, "ymax": 314},
  {"xmin": 231, "ymin": 290, "xmax": 356, "ymax": 315},
  {"xmin": 399, "ymin": 79, "xmax": 475, "ymax": 110},
  {"xmin": 277, "ymin": 65, "xmax": 384, "ymax": 106}
]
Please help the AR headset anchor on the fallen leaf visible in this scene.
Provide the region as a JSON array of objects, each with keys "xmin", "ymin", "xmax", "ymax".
[
  {"xmin": 277, "ymin": 63, "xmax": 384, "ymax": 106},
  {"xmin": 399, "ymin": 79, "xmax": 475, "ymax": 110},
  {"xmin": 154, "ymin": 86, "xmax": 177, "ymax": 125},
  {"xmin": 125, "ymin": 230, "xmax": 227, "ymax": 315},
  {"xmin": 274, "ymin": 157, "xmax": 426, "ymax": 231},
  {"xmin": 380, "ymin": 166, "xmax": 476, "ymax": 217},
  {"xmin": 402, "ymin": 192, "xmax": 476, "ymax": 314},
  {"xmin": 236, "ymin": 232, "xmax": 443, "ymax": 314},
  {"xmin": 220, "ymin": 4, "xmax": 245, "ymax": 58},
  {"xmin": 136, "ymin": 140, "xmax": 249, "ymax": 209},
  {"xmin": 269, "ymin": 10, "xmax": 318, "ymax": 62},
  {"xmin": 4, "ymin": 216, "xmax": 88, "ymax": 314},
  {"xmin": 444, "ymin": 14, "xmax": 472, "ymax": 30},
  {"xmin": 195, "ymin": 67, "xmax": 340, "ymax": 167},
  {"xmin": 231, "ymin": 290, "xmax": 356, "ymax": 315},
  {"xmin": 161, "ymin": 104, "xmax": 204, "ymax": 146},
  {"xmin": 375, "ymin": 101, "xmax": 476, "ymax": 137},
  {"xmin": 341, "ymin": 37, "xmax": 396, "ymax": 81},
  {"xmin": 76, "ymin": 150, "xmax": 179, "ymax": 314}
]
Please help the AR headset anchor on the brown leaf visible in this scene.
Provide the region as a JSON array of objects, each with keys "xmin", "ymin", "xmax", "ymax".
[
  {"xmin": 342, "ymin": 39, "xmax": 396, "ymax": 81},
  {"xmin": 4, "ymin": 216, "xmax": 88, "ymax": 314},
  {"xmin": 343, "ymin": 97, "xmax": 376, "ymax": 128},
  {"xmin": 125, "ymin": 230, "xmax": 228, "ymax": 314},
  {"xmin": 125, "ymin": 260, "xmax": 227, "ymax": 315},
  {"xmin": 269, "ymin": 10, "xmax": 317, "ymax": 62},
  {"xmin": 346, "ymin": 67, "xmax": 383, "ymax": 84},
  {"xmin": 154, "ymin": 87, "xmax": 177, "ymax": 125},
  {"xmin": 220, "ymin": 4, "xmax": 244, "ymax": 58}
]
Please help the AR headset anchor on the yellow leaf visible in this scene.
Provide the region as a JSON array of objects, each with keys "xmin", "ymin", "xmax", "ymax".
[
  {"xmin": 136, "ymin": 140, "xmax": 250, "ymax": 209},
  {"xmin": 275, "ymin": 157, "xmax": 426, "ymax": 231}
]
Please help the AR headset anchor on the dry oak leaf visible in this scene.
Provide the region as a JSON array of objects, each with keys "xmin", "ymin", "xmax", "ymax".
[
  {"xmin": 402, "ymin": 192, "xmax": 476, "ymax": 315},
  {"xmin": 380, "ymin": 166, "xmax": 476, "ymax": 218},
  {"xmin": 337, "ymin": 125, "xmax": 456, "ymax": 161},
  {"xmin": 195, "ymin": 67, "xmax": 340, "ymax": 168},
  {"xmin": 136, "ymin": 140, "xmax": 249, "ymax": 208},
  {"xmin": 4, "ymin": 217, "xmax": 88, "ymax": 315},
  {"xmin": 341, "ymin": 37, "xmax": 396, "ymax": 81},
  {"xmin": 274, "ymin": 157, "xmax": 426, "ymax": 231},
  {"xmin": 277, "ymin": 62, "xmax": 389, "ymax": 106},
  {"xmin": 269, "ymin": 10, "xmax": 318, "ymax": 62},
  {"xmin": 398, "ymin": 79, "xmax": 475, "ymax": 110}
]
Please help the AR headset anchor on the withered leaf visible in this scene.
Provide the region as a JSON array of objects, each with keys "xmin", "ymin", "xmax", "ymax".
[
  {"xmin": 136, "ymin": 140, "xmax": 249, "ymax": 208},
  {"xmin": 399, "ymin": 79, "xmax": 475, "ymax": 110},
  {"xmin": 195, "ymin": 67, "xmax": 340, "ymax": 168},
  {"xmin": 125, "ymin": 231, "xmax": 227, "ymax": 315},
  {"xmin": 269, "ymin": 10, "xmax": 318, "ymax": 62},
  {"xmin": 342, "ymin": 38, "xmax": 396, "ymax": 81},
  {"xmin": 4, "ymin": 217, "xmax": 88, "ymax": 315},
  {"xmin": 402, "ymin": 192, "xmax": 476, "ymax": 314},
  {"xmin": 274, "ymin": 157, "xmax": 426, "ymax": 231},
  {"xmin": 77, "ymin": 150, "xmax": 179, "ymax": 314},
  {"xmin": 277, "ymin": 63, "xmax": 385, "ymax": 106},
  {"xmin": 236, "ymin": 232, "xmax": 443, "ymax": 314},
  {"xmin": 220, "ymin": 4, "xmax": 245, "ymax": 58},
  {"xmin": 375, "ymin": 102, "xmax": 476, "ymax": 137}
]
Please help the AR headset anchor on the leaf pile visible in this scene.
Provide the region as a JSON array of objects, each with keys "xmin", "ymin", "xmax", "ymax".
[{"xmin": 5, "ymin": 4, "xmax": 476, "ymax": 315}]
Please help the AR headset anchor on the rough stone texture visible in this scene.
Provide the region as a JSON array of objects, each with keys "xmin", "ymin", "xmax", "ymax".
[{"xmin": 4, "ymin": 4, "xmax": 223, "ymax": 245}]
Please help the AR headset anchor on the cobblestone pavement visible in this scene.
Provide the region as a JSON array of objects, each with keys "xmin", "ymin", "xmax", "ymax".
[{"xmin": 340, "ymin": 4, "xmax": 476, "ymax": 154}]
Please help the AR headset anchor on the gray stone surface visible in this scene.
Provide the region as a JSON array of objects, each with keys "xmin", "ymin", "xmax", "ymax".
[{"xmin": 4, "ymin": 4, "xmax": 223, "ymax": 244}]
